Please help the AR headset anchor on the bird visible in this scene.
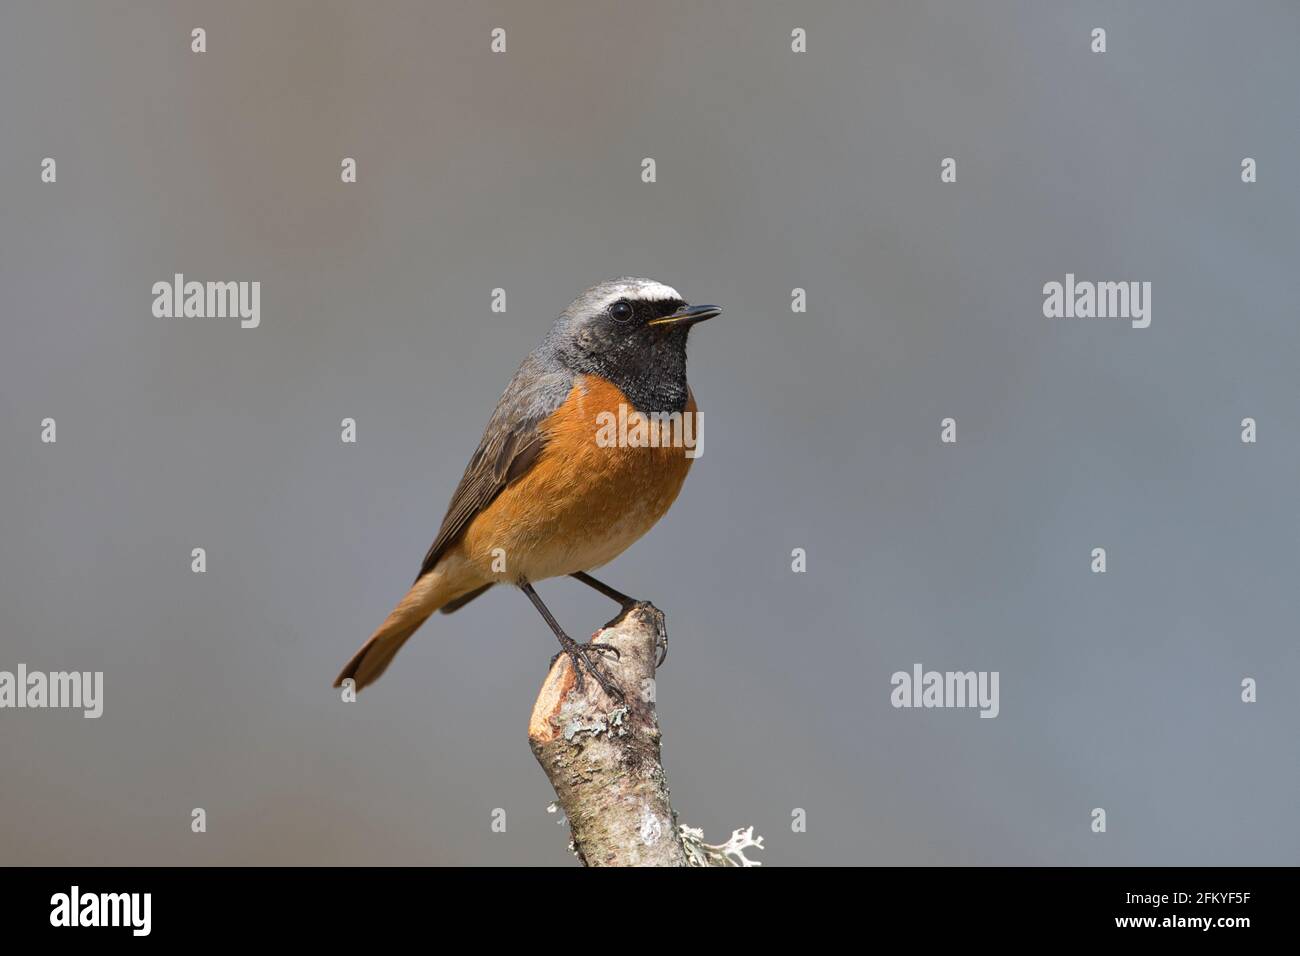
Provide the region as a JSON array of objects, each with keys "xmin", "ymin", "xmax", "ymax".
[{"xmin": 333, "ymin": 277, "xmax": 720, "ymax": 700}]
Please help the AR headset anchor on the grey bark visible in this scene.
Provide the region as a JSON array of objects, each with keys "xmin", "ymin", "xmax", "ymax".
[{"xmin": 527, "ymin": 602, "xmax": 688, "ymax": 867}]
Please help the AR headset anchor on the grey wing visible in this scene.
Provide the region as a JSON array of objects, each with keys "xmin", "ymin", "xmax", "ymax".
[{"xmin": 414, "ymin": 358, "xmax": 573, "ymax": 583}]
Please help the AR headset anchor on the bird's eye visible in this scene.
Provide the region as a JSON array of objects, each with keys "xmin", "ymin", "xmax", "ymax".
[{"xmin": 609, "ymin": 299, "xmax": 633, "ymax": 322}]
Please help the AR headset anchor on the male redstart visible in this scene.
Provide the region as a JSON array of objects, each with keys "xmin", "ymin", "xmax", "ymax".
[{"xmin": 334, "ymin": 278, "xmax": 719, "ymax": 700}]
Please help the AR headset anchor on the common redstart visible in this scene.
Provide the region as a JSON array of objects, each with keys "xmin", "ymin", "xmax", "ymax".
[{"xmin": 334, "ymin": 278, "xmax": 719, "ymax": 700}]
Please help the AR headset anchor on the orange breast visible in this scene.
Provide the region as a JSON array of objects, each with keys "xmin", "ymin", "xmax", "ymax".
[{"xmin": 458, "ymin": 374, "xmax": 698, "ymax": 582}]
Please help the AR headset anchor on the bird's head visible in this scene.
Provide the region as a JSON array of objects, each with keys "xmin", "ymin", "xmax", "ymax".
[{"xmin": 546, "ymin": 277, "xmax": 720, "ymax": 412}]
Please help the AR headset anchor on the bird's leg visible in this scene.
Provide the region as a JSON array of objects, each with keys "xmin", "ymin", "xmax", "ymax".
[
  {"xmin": 570, "ymin": 571, "xmax": 667, "ymax": 668},
  {"xmin": 570, "ymin": 571, "xmax": 637, "ymax": 607},
  {"xmin": 520, "ymin": 581, "xmax": 624, "ymax": 701}
]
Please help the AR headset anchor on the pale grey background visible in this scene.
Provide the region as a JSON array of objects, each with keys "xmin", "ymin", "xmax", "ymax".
[{"xmin": 1, "ymin": 1, "xmax": 1297, "ymax": 865}]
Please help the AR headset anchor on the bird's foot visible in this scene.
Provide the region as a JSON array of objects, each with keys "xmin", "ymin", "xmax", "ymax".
[{"xmin": 553, "ymin": 635, "xmax": 624, "ymax": 702}]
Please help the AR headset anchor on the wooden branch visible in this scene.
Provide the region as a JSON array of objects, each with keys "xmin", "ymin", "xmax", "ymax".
[{"xmin": 528, "ymin": 602, "xmax": 688, "ymax": 867}]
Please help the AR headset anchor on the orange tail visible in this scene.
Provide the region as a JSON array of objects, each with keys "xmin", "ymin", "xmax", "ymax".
[{"xmin": 334, "ymin": 570, "xmax": 461, "ymax": 691}]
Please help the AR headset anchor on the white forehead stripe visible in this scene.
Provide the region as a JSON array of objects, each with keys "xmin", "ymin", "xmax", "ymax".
[
  {"xmin": 629, "ymin": 280, "xmax": 682, "ymax": 301},
  {"xmin": 594, "ymin": 280, "xmax": 682, "ymax": 308}
]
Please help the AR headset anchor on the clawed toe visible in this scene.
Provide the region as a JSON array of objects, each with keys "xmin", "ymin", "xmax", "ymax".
[{"xmin": 567, "ymin": 645, "xmax": 624, "ymax": 701}]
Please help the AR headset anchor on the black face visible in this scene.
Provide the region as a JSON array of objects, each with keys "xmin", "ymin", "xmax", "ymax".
[
  {"xmin": 553, "ymin": 296, "xmax": 696, "ymax": 415},
  {"xmin": 604, "ymin": 296, "xmax": 685, "ymax": 330}
]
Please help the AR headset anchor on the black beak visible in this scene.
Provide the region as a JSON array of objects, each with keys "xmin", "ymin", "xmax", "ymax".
[{"xmin": 647, "ymin": 303, "xmax": 723, "ymax": 328}]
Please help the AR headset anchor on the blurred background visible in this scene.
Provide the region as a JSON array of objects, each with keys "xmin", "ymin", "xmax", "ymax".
[{"xmin": 1, "ymin": 1, "xmax": 1297, "ymax": 865}]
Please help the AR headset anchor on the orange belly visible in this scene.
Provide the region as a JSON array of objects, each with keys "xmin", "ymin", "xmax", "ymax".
[{"xmin": 456, "ymin": 374, "xmax": 697, "ymax": 582}]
